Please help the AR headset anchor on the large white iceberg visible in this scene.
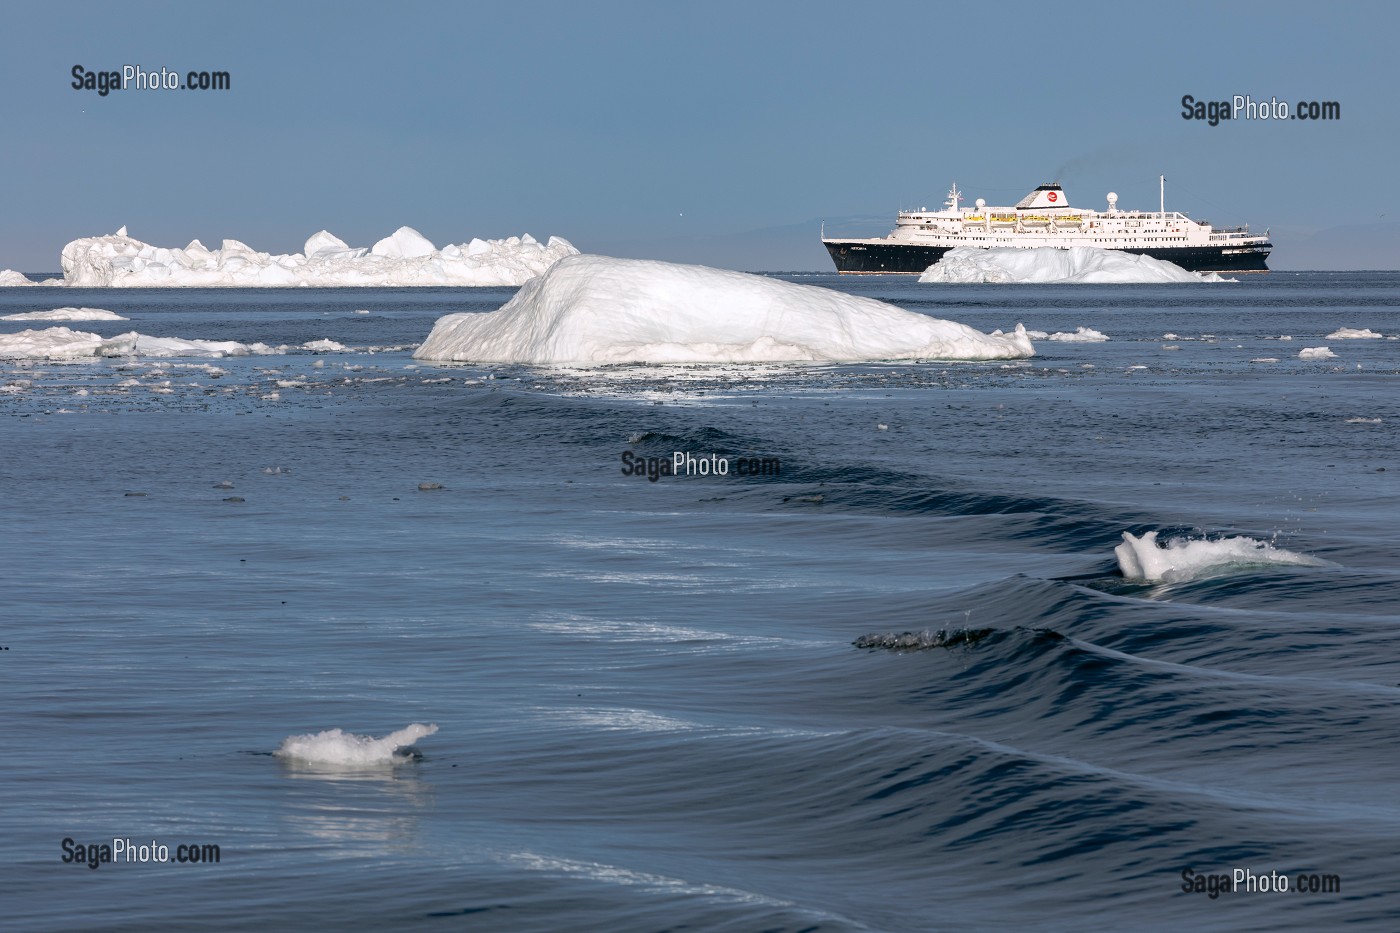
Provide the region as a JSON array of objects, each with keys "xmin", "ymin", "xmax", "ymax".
[
  {"xmin": 919, "ymin": 246, "xmax": 1227, "ymax": 284},
  {"xmin": 59, "ymin": 225, "xmax": 578, "ymax": 287},
  {"xmin": 414, "ymin": 254, "xmax": 1036, "ymax": 365}
]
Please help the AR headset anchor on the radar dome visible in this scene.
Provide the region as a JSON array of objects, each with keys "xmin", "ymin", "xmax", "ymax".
[{"xmin": 975, "ymin": 198, "xmax": 986, "ymax": 209}]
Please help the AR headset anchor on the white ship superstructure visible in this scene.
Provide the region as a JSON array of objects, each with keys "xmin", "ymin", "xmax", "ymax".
[{"xmin": 824, "ymin": 178, "xmax": 1272, "ymax": 273}]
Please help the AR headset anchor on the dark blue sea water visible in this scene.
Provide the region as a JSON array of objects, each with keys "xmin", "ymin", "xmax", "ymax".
[{"xmin": 3, "ymin": 273, "xmax": 1398, "ymax": 931}]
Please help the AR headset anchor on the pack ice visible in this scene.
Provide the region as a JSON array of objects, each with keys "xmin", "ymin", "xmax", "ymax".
[{"xmin": 414, "ymin": 255, "xmax": 1036, "ymax": 365}]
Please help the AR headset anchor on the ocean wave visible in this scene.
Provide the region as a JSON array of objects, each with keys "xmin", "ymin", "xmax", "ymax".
[{"xmin": 853, "ymin": 628, "xmax": 1000, "ymax": 651}]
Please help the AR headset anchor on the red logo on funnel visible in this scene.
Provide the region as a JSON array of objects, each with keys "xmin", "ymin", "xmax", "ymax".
[{"xmin": 1047, "ymin": 191, "xmax": 1058, "ymax": 202}]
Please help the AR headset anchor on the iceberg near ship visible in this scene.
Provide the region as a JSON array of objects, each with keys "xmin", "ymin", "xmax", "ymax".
[
  {"xmin": 919, "ymin": 246, "xmax": 1229, "ymax": 283},
  {"xmin": 414, "ymin": 255, "xmax": 1035, "ymax": 365}
]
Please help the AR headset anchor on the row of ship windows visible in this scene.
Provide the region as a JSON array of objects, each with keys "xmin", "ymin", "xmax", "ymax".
[
  {"xmin": 923, "ymin": 225, "xmax": 1183, "ymax": 237},
  {"xmin": 921, "ymin": 231, "xmax": 1189, "ymax": 243}
]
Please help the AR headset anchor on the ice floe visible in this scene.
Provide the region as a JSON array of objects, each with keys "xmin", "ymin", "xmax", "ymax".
[
  {"xmin": 414, "ymin": 254, "xmax": 1035, "ymax": 365},
  {"xmin": 1115, "ymin": 530, "xmax": 1331, "ymax": 583},
  {"xmin": 0, "ymin": 269, "xmax": 39, "ymax": 286},
  {"xmin": 1299, "ymin": 346, "xmax": 1337, "ymax": 360},
  {"xmin": 98, "ymin": 332, "xmax": 251, "ymax": 358},
  {"xmin": 1325, "ymin": 327, "xmax": 1383, "ymax": 339},
  {"xmin": 0, "ymin": 327, "xmax": 107, "ymax": 359},
  {"xmin": 274, "ymin": 723, "xmax": 439, "ymax": 767},
  {"xmin": 0, "ymin": 326, "xmax": 252, "ymax": 359},
  {"xmin": 918, "ymin": 246, "xmax": 1229, "ymax": 284},
  {"xmin": 1045, "ymin": 327, "xmax": 1110, "ymax": 342},
  {"xmin": 2, "ymin": 307, "xmax": 128, "ymax": 322},
  {"xmin": 59, "ymin": 225, "xmax": 577, "ymax": 287}
]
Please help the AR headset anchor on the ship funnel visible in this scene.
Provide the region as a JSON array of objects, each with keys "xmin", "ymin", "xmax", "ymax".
[{"xmin": 1015, "ymin": 184, "xmax": 1069, "ymax": 209}]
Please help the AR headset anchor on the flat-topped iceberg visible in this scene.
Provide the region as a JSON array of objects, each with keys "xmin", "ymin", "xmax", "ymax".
[
  {"xmin": 414, "ymin": 255, "xmax": 1036, "ymax": 365},
  {"xmin": 59, "ymin": 225, "xmax": 578, "ymax": 287},
  {"xmin": 919, "ymin": 246, "xmax": 1227, "ymax": 284},
  {"xmin": 2, "ymin": 307, "xmax": 128, "ymax": 322},
  {"xmin": 0, "ymin": 326, "xmax": 254, "ymax": 359}
]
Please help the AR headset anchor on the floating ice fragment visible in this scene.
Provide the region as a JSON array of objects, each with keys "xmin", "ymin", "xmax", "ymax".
[
  {"xmin": 0, "ymin": 327, "xmax": 105, "ymax": 359},
  {"xmin": 1325, "ymin": 327, "xmax": 1383, "ymax": 340},
  {"xmin": 2, "ymin": 307, "xmax": 127, "ymax": 321},
  {"xmin": 1299, "ymin": 346, "xmax": 1337, "ymax": 360},
  {"xmin": 1114, "ymin": 530, "xmax": 1331, "ymax": 583},
  {"xmin": 275, "ymin": 723, "xmax": 439, "ymax": 767},
  {"xmin": 414, "ymin": 255, "xmax": 1035, "ymax": 365},
  {"xmin": 99, "ymin": 332, "xmax": 251, "ymax": 358},
  {"xmin": 919, "ymin": 246, "xmax": 1229, "ymax": 283},
  {"xmin": 303, "ymin": 339, "xmax": 347, "ymax": 352},
  {"xmin": 1046, "ymin": 327, "xmax": 1109, "ymax": 342}
]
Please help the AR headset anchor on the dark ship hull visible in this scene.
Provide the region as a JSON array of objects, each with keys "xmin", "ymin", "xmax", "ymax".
[{"xmin": 823, "ymin": 240, "xmax": 1271, "ymax": 274}]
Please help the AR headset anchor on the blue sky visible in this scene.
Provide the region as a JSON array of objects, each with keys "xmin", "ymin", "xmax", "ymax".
[{"xmin": 1, "ymin": 1, "xmax": 1395, "ymax": 270}]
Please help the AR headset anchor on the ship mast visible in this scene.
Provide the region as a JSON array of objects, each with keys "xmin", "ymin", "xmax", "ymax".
[
  {"xmin": 1160, "ymin": 174, "xmax": 1165, "ymax": 217},
  {"xmin": 946, "ymin": 183, "xmax": 962, "ymax": 214}
]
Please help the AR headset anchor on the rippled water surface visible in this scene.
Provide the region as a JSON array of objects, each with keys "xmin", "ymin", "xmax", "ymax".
[{"xmin": 4, "ymin": 273, "xmax": 1399, "ymax": 931}]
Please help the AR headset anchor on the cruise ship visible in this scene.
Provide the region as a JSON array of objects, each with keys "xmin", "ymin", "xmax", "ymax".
[{"xmin": 823, "ymin": 177, "xmax": 1271, "ymax": 273}]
